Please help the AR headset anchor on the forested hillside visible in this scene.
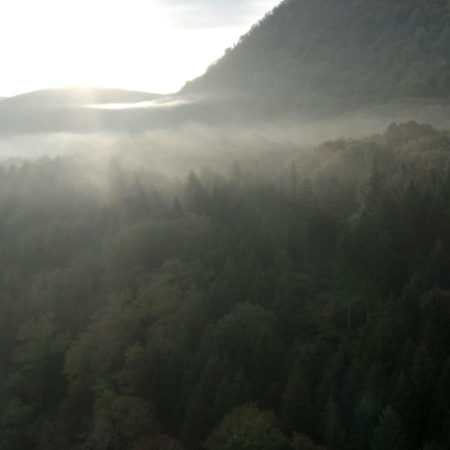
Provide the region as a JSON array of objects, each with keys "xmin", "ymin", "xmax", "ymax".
[
  {"xmin": 0, "ymin": 121, "xmax": 449, "ymax": 449},
  {"xmin": 184, "ymin": 0, "xmax": 450, "ymax": 116},
  {"xmin": 3, "ymin": 0, "xmax": 450, "ymax": 136}
]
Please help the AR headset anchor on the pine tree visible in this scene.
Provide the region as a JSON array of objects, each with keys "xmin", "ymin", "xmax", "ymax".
[{"xmin": 369, "ymin": 406, "xmax": 408, "ymax": 450}]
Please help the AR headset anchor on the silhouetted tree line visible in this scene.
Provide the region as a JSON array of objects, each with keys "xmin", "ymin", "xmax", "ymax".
[{"xmin": 0, "ymin": 121, "xmax": 449, "ymax": 449}]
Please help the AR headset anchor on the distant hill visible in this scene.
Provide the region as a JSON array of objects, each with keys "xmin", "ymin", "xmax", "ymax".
[
  {"xmin": 1, "ymin": 86, "xmax": 160, "ymax": 106},
  {"xmin": 183, "ymin": 0, "xmax": 450, "ymax": 117},
  {"xmin": 0, "ymin": 86, "xmax": 226, "ymax": 135}
]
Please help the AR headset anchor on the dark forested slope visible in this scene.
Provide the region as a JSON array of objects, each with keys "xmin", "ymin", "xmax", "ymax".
[
  {"xmin": 183, "ymin": 0, "xmax": 450, "ymax": 116},
  {"xmin": 0, "ymin": 122, "xmax": 449, "ymax": 449}
]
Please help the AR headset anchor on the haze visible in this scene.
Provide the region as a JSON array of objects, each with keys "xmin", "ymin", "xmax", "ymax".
[{"xmin": 1, "ymin": 1, "xmax": 450, "ymax": 449}]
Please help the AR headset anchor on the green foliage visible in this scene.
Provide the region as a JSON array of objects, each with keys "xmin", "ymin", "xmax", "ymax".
[
  {"xmin": 281, "ymin": 359, "xmax": 315, "ymax": 436},
  {"xmin": 0, "ymin": 123, "xmax": 449, "ymax": 449},
  {"xmin": 321, "ymin": 398, "xmax": 348, "ymax": 450},
  {"xmin": 184, "ymin": 0, "xmax": 450, "ymax": 116},
  {"xmin": 0, "ymin": 398, "xmax": 34, "ymax": 450},
  {"xmin": 291, "ymin": 433, "xmax": 326, "ymax": 450},
  {"xmin": 204, "ymin": 404, "xmax": 289, "ymax": 450},
  {"xmin": 369, "ymin": 406, "xmax": 408, "ymax": 450},
  {"xmin": 8, "ymin": 314, "xmax": 68, "ymax": 410},
  {"xmin": 88, "ymin": 383, "xmax": 161, "ymax": 450}
]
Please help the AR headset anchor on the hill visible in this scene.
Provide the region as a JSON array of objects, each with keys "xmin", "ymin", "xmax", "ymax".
[
  {"xmin": 0, "ymin": 87, "xmax": 202, "ymax": 135},
  {"xmin": 1, "ymin": 1, "xmax": 450, "ymax": 136},
  {"xmin": 183, "ymin": 0, "xmax": 450, "ymax": 117},
  {"xmin": 1, "ymin": 86, "xmax": 160, "ymax": 106}
]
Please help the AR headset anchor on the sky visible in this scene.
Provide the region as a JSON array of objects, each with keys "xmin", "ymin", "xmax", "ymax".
[{"xmin": 0, "ymin": 0, "xmax": 281, "ymax": 97}]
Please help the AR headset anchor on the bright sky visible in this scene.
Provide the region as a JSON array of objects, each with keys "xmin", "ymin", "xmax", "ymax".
[{"xmin": 0, "ymin": 0, "xmax": 281, "ymax": 97}]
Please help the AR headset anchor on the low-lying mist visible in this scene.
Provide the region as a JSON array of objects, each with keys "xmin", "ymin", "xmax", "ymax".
[
  {"xmin": 0, "ymin": 112, "xmax": 449, "ymax": 450},
  {"xmin": 1, "ymin": 98, "xmax": 449, "ymax": 218},
  {"xmin": 2, "ymin": 100, "xmax": 447, "ymax": 164}
]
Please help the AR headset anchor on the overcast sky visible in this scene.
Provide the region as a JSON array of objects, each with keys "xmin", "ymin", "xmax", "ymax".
[{"xmin": 0, "ymin": 0, "xmax": 281, "ymax": 97}]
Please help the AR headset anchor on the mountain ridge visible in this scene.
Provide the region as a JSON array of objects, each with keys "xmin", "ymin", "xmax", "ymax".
[
  {"xmin": 182, "ymin": 0, "xmax": 450, "ymax": 117},
  {"xmin": 1, "ymin": 0, "xmax": 450, "ymax": 135},
  {"xmin": 1, "ymin": 86, "xmax": 161, "ymax": 106}
]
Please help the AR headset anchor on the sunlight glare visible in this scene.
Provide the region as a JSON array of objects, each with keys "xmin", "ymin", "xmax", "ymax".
[{"xmin": 0, "ymin": 0, "xmax": 280, "ymax": 96}]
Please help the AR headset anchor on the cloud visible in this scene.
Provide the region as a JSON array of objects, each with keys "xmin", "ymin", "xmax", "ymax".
[{"xmin": 152, "ymin": 0, "xmax": 280, "ymax": 29}]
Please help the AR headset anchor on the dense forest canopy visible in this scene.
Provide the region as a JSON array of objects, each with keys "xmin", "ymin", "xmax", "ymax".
[
  {"xmin": 184, "ymin": 0, "xmax": 450, "ymax": 116},
  {"xmin": 1, "ymin": 1, "xmax": 450, "ymax": 449},
  {"xmin": 0, "ymin": 121, "xmax": 449, "ymax": 449}
]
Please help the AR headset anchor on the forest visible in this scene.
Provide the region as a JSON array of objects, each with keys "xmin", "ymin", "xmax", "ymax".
[
  {"xmin": 0, "ymin": 121, "xmax": 449, "ymax": 449},
  {"xmin": 184, "ymin": 0, "xmax": 450, "ymax": 119}
]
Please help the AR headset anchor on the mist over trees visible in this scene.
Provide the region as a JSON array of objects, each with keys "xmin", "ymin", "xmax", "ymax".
[
  {"xmin": 1, "ymin": 0, "xmax": 450, "ymax": 449},
  {"xmin": 0, "ymin": 122, "xmax": 449, "ymax": 449}
]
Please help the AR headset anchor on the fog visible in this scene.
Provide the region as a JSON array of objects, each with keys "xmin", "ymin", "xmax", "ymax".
[
  {"xmin": 1, "ymin": 96, "xmax": 448, "ymax": 171},
  {"xmin": 1, "ymin": 0, "xmax": 449, "ymax": 447},
  {"xmin": 86, "ymin": 98, "xmax": 191, "ymax": 110}
]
